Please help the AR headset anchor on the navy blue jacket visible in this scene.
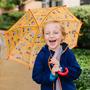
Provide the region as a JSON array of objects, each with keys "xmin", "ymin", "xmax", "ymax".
[{"xmin": 32, "ymin": 43, "xmax": 81, "ymax": 90}]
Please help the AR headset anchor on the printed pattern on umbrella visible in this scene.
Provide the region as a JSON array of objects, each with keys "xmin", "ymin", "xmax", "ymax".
[{"xmin": 2, "ymin": 6, "xmax": 82, "ymax": 68}]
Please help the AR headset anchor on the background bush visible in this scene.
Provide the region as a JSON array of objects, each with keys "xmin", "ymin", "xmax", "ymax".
[
  {"xmin": 75, "ymin": 68, "xmax": 90, "ymax": 90},
  {"xmin": 0, "ymin": 11, "xmax": 24, "ymax": 30},
  {"xmin": 73, "ymin": 49, "xmax": 90, "ymax": 90},
  {"xmin": 70, "ymin": 5, "xmax": 90, "ymax": 49},
  {"xmin": 0, "ymin": 0, "xmax": 16, "ymax": 10}
]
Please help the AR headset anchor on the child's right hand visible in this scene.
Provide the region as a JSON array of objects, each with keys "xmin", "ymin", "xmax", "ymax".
[
  {"xmin": 49, "ymin": 57, "xmax": 60, "ymax": 66},
  {"xmin": 51, "ymin": 64, "xmax": 61, "ymax": 75}
]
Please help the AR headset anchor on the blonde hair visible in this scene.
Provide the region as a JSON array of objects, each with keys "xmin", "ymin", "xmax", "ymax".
[{"xmin": 42, "ymin": 20, "xmax": 66, "ymax": 38}]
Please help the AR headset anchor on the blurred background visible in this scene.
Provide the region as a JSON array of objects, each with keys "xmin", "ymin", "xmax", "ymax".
[{"xmin": 0, "ymin": 0, "xmax": 90, "ymax": 90}]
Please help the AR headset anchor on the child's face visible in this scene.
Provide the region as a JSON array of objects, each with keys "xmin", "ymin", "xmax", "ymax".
[{"xmin": 44, "ymin": 22, "xmax": 63, "ymax": 51}]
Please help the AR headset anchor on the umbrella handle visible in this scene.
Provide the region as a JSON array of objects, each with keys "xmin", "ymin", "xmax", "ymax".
[{"xmin": 57, "ymin": 67, "xmax": 69, "ymax": 76}]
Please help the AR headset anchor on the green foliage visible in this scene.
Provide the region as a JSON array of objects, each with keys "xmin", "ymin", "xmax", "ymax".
[
  {"xmin": 70, "ymin": 5, "xmax": 90, "ymax": 49},
  {"xmin": 73, "ymin": 48, "xmax": 90, "ymax": 90},
  {"xmin": 0, "ymin": 0, "xmax": 25, "ymax": 11},
  {"xmin": 73, "ymin": 48, "xmax": 90, "ymax": 68},
  {"xmin": 12, "ymin": 0, "xmax": 21, "ymax": 5},
  {"xmin": 75, "ymin": 69, "xmax": 90, "ymax": 90},
  {"xmin": 0, "ymin": 0, "xmax": 16, "ymax": 10},
  {"xmin": 0, "ymin": 11, "xmax": 24, "ymax": 30}
]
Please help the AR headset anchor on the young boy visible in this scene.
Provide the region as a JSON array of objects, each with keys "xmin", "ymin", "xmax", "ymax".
[{"xmin": 32, "ymin": 21, "xmax": 81, "ymax": 90}]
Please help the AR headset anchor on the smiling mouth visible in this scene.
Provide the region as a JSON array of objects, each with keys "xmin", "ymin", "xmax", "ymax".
[{"xmin": 49, "ymin": 40, "xmax": 56, "ymax": 42}]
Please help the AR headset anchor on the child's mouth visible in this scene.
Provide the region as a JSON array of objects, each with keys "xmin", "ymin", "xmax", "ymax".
[
  {"xmin": 49, "ymin": 40, "xmax": 57, "ymax": 46},
  {"xmin": 49, "ymin": 40, "xmax": 56, "ymax": 43}
]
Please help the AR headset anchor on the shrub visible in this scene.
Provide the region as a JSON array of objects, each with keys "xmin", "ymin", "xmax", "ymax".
[
  {"xmin": 75, "ymin": 68, "xmax": 90, "ymax": 90},
  {"xmin": 73, "ymin": 48, "xmax": 90, "ymax": 67},
  {"xmin": 0, "ymin": 11, "xmax": 24, "ymax": 30},
  {"xmin": 0, "ymin": 0, "xmax": 16, "ymax": 10},
  {"xmin": 73, "ymin": 48, "xmax": 90, "ymax": 90},
  {"xmin": 70, "ymin": 5, "xmax": 90, "ymax": 49}
]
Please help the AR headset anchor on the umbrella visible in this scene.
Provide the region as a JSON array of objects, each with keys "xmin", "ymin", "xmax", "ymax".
[{"xmin": 3, "ymin": 6, "xmax": 82, "ymax": 68}]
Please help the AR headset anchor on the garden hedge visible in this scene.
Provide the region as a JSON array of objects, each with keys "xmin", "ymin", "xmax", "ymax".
[
  {"xmin": 70, "ymin": 5, "xmax": 90, "ymax": 49},
  {"xmin": 73, "ymin": 48, "xmax": 90, "ymax": 90},
  {"xmin": 0, "ymin": 11, "xmax": 24, "ymax": 30}
]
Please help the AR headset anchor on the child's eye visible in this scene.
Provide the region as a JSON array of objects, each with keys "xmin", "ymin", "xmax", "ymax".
[
  {"xmin": 54, "ymin": 32, "xmax": 59, "ymax": 34},
  {"xmin": 45, "ymin": 32, "xmax": 50, "ymax": 35}
]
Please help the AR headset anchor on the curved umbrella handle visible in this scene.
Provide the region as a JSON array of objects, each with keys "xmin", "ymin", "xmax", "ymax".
[{"xmin": 57, "ymin": 67, "xmax": 69, "ymax": 76}]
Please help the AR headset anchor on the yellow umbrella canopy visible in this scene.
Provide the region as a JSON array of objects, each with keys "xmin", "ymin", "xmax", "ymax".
[{"xmin": 3, "ymin": 6, "xmax": 82, "ymax": 68}]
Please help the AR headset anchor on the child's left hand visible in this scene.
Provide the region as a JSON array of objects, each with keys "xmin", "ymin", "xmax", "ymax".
[
  {"xmin": 51, "ymin": 64, "xmax": 60, "ymax": 75},
  {"xmin": 49, "ymin": 57, "xmax": 60, "ymax": 67}
]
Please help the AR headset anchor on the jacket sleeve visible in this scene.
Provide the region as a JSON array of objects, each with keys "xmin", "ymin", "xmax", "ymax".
[
  {"xmin": 60, "ymin": 49, "xmax": 82, "ymax": 81},
  {"xmin": 32, "ymin": 51, "xmax": 53, "ymax": 85}
]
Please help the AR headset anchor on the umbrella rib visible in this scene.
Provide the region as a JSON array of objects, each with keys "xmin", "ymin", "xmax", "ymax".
[
  {"xmin": 28, "ymin": 9, "xmax": 41, "ymax": 44},
  {"xmin": 28, "ymin": 9, "xmax": 42, "ymax": 66},
  {"xmin": 40, "ymin": 6, "xmax": 76, "ymax": 26},
  {"xmin": 28, "ymin": 9, "xmax": 39, "ymax": 29},
  {"xmin": 63, "ymin": 7, "xmax": 82, "ymax": 23},
  {"xmin": 40, "ymin": 7, "xmax": 60, "ymax": 26},
  {"xmin": 5, "ymin": 11, "xmax": 29, "ymax": 34}
]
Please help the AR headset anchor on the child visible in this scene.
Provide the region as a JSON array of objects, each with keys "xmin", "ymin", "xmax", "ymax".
[{"xmin": 32, "ymin": 21, "xmax": 81, "ymax": 90}]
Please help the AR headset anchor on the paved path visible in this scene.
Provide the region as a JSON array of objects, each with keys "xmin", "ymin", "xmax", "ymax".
[{"xmin": 0, "ymin": 60, "xmax": 40, "ymax": 90}]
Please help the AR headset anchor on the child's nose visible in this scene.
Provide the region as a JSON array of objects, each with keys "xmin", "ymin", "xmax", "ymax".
[{"xmin": 49, "ymin": 33, "xmax": 54, "ymax": 37}]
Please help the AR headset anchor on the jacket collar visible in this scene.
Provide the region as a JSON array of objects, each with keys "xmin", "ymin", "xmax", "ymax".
[{"xmin": 42, "ymin": 42, "xmax": 68, "ymax": 54}]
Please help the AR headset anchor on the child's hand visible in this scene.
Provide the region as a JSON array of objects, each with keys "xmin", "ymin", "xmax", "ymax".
[
  {"xmin": 51, "ymin": 65, "xmax": 60, "ymax": 75},
  {"xmin": 49, "ymin": 57, "xmax": 60, "ymax": 66}
]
